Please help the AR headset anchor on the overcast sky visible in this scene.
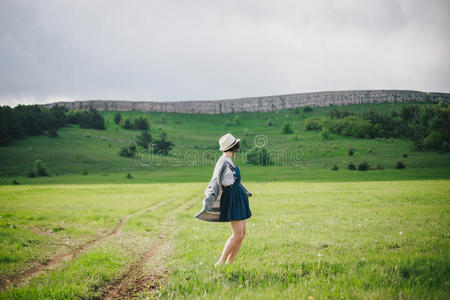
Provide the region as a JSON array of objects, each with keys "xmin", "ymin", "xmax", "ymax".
[{"xmin": 0, "ymin": 0, "xmax": 449, "ymax": 106}]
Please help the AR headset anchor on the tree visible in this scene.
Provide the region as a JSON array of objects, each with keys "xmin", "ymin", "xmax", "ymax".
[
  {"xmin": 152, "ymin": 131, "xmax": 174, "ymax": 155},
  {"xmin": 123, "ymin": 118, "xmax": 133, "ymax": 129},
  {"xmin": 75, "ymin": 108, "xmax": 105, "ymax": 130},
  {"xmin": 136, "ymin": 131, "xmax": 152, "ymax": 149},
  {"xmin": 134, "ymin": 116, "xmax": 150, "ymax": 130},
  {"xmin": 114, "ymin": 112, "xmax": 122, "ymax": 124}
]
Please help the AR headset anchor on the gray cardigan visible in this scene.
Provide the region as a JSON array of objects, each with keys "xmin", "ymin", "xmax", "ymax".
[{"xmin": 194, "ymin": 155, "xmax": 252, "ymax": 222}]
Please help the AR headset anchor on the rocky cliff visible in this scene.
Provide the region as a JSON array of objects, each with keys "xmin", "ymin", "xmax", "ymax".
[{"xmin": 39, "ymin": 90, "xmax": 450, "ymax": 114}]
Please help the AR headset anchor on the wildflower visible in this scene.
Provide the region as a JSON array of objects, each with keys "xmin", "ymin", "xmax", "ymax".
[
  {"xmin": 317, "ymin": 253, "xmax": 322, "ymax": 257},
  {"xmin": 399, "ymin": 231, "xmax": 403, "ymax": 235}
]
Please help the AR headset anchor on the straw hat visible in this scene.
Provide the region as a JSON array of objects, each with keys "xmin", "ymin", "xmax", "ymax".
[{"xmin": 219, "ymin": 133, "xmax": 240, "ymax": 151}]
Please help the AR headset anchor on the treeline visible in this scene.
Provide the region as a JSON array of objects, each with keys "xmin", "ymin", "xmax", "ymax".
[
  {"xmin": 66, "ymin": 109, "xmax": 105, "ymax": 130},
  {"xmin": 0, "ymin": 104, "xmax": 106, "ymax": 145},
  {"xmin": 304, "ymin": 103, "xmax": 450, "ymax": 151}
]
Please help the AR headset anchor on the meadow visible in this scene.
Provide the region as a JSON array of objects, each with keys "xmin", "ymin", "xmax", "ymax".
[
  {"xmin": 1, "ymin": 102, "xmax": 449, "ymax": 182},
  {"xmin": 0, "ymin": 102, "xmax": 449, "ymax": 299},
  {"xmin": 0, "ymin": 180, "xmax": 448, "ymax": 299}
]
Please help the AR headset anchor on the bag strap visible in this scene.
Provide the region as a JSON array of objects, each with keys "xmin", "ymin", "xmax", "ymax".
[{"xmin": 225, "ymin": 160, "xmax": 236, "ymax": 172}]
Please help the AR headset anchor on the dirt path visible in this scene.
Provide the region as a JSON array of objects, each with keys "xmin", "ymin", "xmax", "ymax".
[
  {"xmin": 1, "ymin": 201, "xmax": 167, "ymax": 290},
  {"xmin": 101, "ymin": 200, "xmax": 197, "ymax": 300}
]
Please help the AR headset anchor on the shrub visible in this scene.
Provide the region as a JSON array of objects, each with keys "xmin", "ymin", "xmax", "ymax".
[
  {"xmin": 118, "ymin": 144, "xmax": 136, "ymax": 158},
  {"xmin": 27, "ymin": 170, "xmax": 36, "ymax": 178},
  {"xmin": 243, "ymin": 128, "xmax": 249, "ymax": 136},
  {"xmin": 320, "ymin": 128, "xmax": 330, "ymax": 140},
  {"xmin": 293, "ymin": 108, "xmax": 301, "ymax": 114},
  {"xmin": 348, "ymin": 148, "xmax": 354, "ymax": 156},
  {"xmin": 245, "ymin": 147, "xmax": 272, "ymax": 165},
  {"xmin": 33, "ymin": 159, "xmax": 49, "ymax": 176},
  {"xmin": 330, "ymin": 108, "xmax": 354, "ymax": 119},
  {"xmin": 233, "ymin": 116, "xmax": 241, "ymax": 126},
  {"xmin": 302, "ymin": 106, "xmax": 313, "ymax": 112},
  {"xmin": 348, "ymin": 163, "xmax": 356, "ymax": 170},
  {"xmin": 327, "ymin": 116, "xmax": 373, "ymax": 138},
  {"xmin": 358, "ymin": 162, "xmax": 369, "ymax": 171},
  {"xmin": 375, "ymin": 164, "xmax": 385, "ymax": 170},
  {"xmin": 114, "ymin": 112, "xmax": 122, "ymax": 124},
  {"xmin": 396, "ymin": 161, "xmax": 406, "ymax": 169},
  {"xmin": 82, "ymin": 170, "xmax": 88, "ymax": 175},
  {"xmin": 403, "ymin": 153, "xmax": 408, "ymax": 158},
  {"xmin": 226, "ymin": 120, "xmax": 231, "ymax": 127},
  {"xmin": 304, "ymin": 117, "xmax": 326, "ymax": 130},
  {"xmin": 126, "ymin": 173, "xmax": 133, "ymax": 179},
  {"xmin": 47, "ymin": 127, "xmax": 58, "ymax": 137},
  {"xmin": 331, "ymin": 164, "xmax": 338, "ymax": 171},
  {"xmin": 123, "ymin": 118, "xmax": 133, "ymax": 129},
  {"xmin": 282, "ymin": 122, "xmax": 293, "ymax": 134},
  {"xmin": 266, "ymin": 118, "xmax": 273, "ymax": 126},
  {"xmin": 12, "ymin": 179, "xmax": 20, "ymax": 185}
]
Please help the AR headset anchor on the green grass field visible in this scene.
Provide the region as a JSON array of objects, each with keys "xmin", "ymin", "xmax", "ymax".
[
  {"xmin": 0, "ymin": 102, "xmax": 449, "ymax": 299},
  {"xmin": 0, "ymin": 180, "xmax": 448, "ymax": 299}
]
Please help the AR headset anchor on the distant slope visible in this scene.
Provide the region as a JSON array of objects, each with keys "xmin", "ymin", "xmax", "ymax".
[
  {"xmin": 1, "ymin": 102, "xmax": 450, "ymax": 182},
  {"xmin": 39, "ymin": 89, "xmax": 450, "ymax": 114}
]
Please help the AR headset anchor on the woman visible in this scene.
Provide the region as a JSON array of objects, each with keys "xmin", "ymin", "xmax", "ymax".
[{"xmin": 194, "ymin": 133, "xmax": 252, "ymax": 265}]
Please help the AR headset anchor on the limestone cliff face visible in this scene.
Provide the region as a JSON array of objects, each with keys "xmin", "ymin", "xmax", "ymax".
[{"xmin": 39, "ymin": 90, "xmax": 450, "ymax": 114}]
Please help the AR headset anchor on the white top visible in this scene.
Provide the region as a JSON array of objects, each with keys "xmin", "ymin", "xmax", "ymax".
[{"xmin": 221, "ymin": 154, "xmax": 236, "ymax": 187}]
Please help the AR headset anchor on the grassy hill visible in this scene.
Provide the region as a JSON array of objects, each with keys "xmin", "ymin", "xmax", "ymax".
[{"xmin": 0, "ymin": 102, "xmax": 449, "ymax": 184}]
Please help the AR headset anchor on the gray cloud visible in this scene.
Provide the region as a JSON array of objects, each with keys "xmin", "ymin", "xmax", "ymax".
[{"xmin": 0, "ymin": 0, "xmax": 449, "ymax": 106}]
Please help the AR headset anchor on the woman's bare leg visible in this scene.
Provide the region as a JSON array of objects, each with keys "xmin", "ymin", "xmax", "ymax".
[
  {"xmin": 226, "ymin": 220, "xmax": 246, "ymax": 263},
  {"xmin": 215, "ymin": 220, "xmax": 246, "ymax": 265}
]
